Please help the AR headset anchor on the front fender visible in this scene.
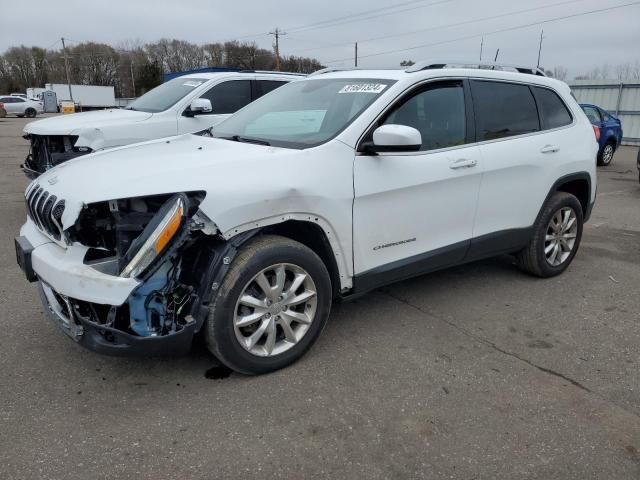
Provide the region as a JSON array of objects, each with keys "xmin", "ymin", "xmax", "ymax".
[{"xmin": 220, "ymin": 213, "xmax": 353, "ymax": 291}]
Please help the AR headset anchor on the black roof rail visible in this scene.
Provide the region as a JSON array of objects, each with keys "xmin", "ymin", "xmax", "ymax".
[{"xmin": 406, "ymin": 61, "xmax": 547, "ymax": 77}]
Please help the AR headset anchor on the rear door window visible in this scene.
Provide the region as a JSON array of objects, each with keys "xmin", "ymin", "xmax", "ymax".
[
  {"xmin": 200, "ymin": 80, "xmax": 252, "ymax": 114},
  {"xmin": 581, "ymin": 106, "xmax": 602, "ymax": 124},
  {"xmin": 471, "ymin": 80, "xmax": 540, "ymax": 141},
  {"xmin": 532, "ymin": 87, "xmax": 572, "ymax": 129},
  {"xmin": 255, "ymin": 80, "xmax": 288, "ymax": 99}
]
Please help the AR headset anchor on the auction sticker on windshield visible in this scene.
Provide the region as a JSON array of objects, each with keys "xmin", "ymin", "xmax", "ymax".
[{"xmin": 338, "ymin": 84, "xmax": 387, "ymax": 94}]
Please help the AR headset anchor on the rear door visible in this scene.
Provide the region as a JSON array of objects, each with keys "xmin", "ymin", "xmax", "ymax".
[
  {"xmin": 470, "ymin": 80, "xmax": 570, "ymax": 244},
  {"xmin": 2, "ymin": 97, "xmax": 20, "ymax": 114},
  {"xmin": 599, "ymin": 108, "xmax": 623, "ymax": 145},
  {"xmin": 353, "ymin": 80, "xmax": 482, "ymax": 279}
]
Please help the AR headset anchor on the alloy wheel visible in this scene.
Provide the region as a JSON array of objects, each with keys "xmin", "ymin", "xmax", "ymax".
[
  {"xmin": 602, "ymin": 144, "xmax": 614, "ymax": 165},
  {"xmin": 544, "ymin": 207, "xmax": 578, "ymax": 266},
  {"xmin": 233, "ymin": 263, "xmax": 317, "ymax": 357}
]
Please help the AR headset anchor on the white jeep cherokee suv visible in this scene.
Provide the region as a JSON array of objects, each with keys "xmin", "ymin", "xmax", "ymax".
[
  {"xmin": 21, "ymin": 71, "xmax": 301, "ymax": 178},
  {"xmin": 15, "ymin": 62, "xmax": 597, "ymax": 374}
]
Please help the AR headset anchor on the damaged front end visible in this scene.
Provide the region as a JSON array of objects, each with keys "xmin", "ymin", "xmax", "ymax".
[
  {"xmin": 32, "ymin": 191, "xmax": 240, "ymax": 357},
  {"xmin": 22, "ymin": 134, "xmax": 92, "ymax": 178}
]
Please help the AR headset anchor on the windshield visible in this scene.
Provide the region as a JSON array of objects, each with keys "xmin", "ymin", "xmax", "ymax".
[
  {"xmin": 127, "ymin": 77, "xmax": 207, "ymax": 113},
  {"xmin": 212, "ymin": 78, "xmax": 396, "ymax": 148}
]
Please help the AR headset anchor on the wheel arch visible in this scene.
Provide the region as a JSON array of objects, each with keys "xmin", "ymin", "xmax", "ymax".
[
  {"xmin": 604, "ymin": 134, "xmax": 617, "ymax": 148},
  {"xmin": 220, "ymin": 215, "xmax": 352, "ymax": 294},
  {"xmin": 539, "ymin": 173, "xmax": 591, "ymax": 222}
]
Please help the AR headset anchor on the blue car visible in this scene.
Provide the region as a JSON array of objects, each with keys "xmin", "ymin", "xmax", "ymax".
[{"xmin": 580, "ymin": 103, "xmax": 623, "ymax": 166}]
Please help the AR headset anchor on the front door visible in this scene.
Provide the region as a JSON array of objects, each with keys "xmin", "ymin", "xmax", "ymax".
[
  {"xmin": 178, "ymin": 79, "xmax": 253, "ymax": 134},
  {"xmin": 353, "ymin": 80, "xmax": 482, "ymax": 284}
]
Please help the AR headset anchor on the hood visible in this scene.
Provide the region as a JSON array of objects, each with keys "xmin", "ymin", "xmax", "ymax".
[
  {"xmin": 23, "ymin": 109, "xmax": 153, "ymax": 136},
  {"xmin": 34, "ymin": 134, "xmax": 302, "ymax": 229}
]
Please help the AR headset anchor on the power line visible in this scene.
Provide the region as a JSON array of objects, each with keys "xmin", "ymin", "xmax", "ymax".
[
  {"xmin": 289, "ymin": 0, "xmax": 453, "ymax": 35},
  {"xmin": 286, "ymin": 0, "xmax": 450, "ymax": 34},
  {"xmin": 220, "ymin": 0, "xmax": 452, "ymax": 43},
  {"xmin": 322, "ymin": 0, "xmax": 640, "ymax": 64},
  {"xmin": 286, "ymin": 0, "xmax": 590, "ymax": 55},
  {"xmin": 44, "ymin": 39, "xmax": 61, "ymax": 50}
]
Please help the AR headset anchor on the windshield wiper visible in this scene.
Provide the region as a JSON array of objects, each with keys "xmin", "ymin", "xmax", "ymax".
[{"xmin": 221, "ymin": 135, "xmax": 271, "ymax": 146}]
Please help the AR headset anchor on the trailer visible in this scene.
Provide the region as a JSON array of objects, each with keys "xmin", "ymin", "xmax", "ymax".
[
  {"xmin": 43, "ymin": 84, "xmax": 116, "ymax": 110},
  {"xmin": 26, "ymin": 87, "xmax": 46, "ymax": 100}
]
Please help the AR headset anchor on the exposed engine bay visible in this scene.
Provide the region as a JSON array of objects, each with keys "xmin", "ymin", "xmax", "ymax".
[
  {"xmin": 53, "ymin": 191, "xmax": 236, "ymax": 351},
  {"xmin": 22, "ymin": 134, "xmax": 92, "ymax": 178}
]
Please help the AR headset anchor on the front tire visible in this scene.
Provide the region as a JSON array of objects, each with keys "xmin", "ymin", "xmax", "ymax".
[
  {"xmin": 516, "ymin": 192, "xmax": 583, "ymax": 277},
  {"xmin": 205, "ymin": 235, "xmax": 332, "ymax": 375},
  {"xmin": 25, "ymin": 108, "xmax": 37, "ymax": 118},
  {"xmin": 597, "ymin": 141, "xmax": 615, "ymax": 166}
]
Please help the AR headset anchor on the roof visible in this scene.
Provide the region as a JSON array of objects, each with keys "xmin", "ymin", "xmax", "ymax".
[
  {"xmin": 163, "ymin": 67, "xmax": 240, "ymax": 82},
  {"xmin": 307, "ymin": 62, "xmax": 567, "ymax": 91},
  {"xmin": 164, "ymin": 68, "xmax": 305, "ymax": 83}
]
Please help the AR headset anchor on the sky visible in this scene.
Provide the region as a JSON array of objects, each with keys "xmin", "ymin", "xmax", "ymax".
[{"xmin": 1, "ymin": 0, "xmax": 639, "ymax": 78}]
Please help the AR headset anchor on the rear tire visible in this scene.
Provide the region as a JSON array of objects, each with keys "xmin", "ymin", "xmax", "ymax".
[
  {"xmin": 205, "ymin": 235, "xmax": 332, "ymax": 375},
  {"xmin": 597, "ymin": 141, "xmax": 615, "ymax": 166},
  {"xmin": 516, "ymin": 192, "xmax": 583, "ymax": 277}
]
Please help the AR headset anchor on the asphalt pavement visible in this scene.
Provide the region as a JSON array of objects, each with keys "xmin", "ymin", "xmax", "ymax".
[{"xmin": 1, "ymin": 114, "xmax": 639, "ymax": 479}]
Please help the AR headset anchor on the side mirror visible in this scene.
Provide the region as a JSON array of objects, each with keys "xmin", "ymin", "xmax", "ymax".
[
  {"xmin": 185, "ymin": 98, "xmax": 212, "ymax": 117},
  {"xmin": 363, "ymin": 124, "xmax": 422, "ymax": 153}
]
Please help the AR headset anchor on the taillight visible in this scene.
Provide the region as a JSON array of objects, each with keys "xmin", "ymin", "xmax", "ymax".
[
  {"xmin": 0, "ymin": 103, "xmax": 4, "ymax": 108},
  {"xmin": 592, "ymin": 125, "xmax": 601, "ymax": 142}
]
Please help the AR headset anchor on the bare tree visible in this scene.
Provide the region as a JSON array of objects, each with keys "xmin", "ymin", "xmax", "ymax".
[
  {"xmin": 0, "ymin": 37, "xmax": 324, "ymax": 94},
  {"xmin": 633, "ymin": 60, "xmax": 640, "ymax": 80},
  {"xmin": 616, "ymin": 63, "xmax": 632, "ymax": 81},
  {"xmin": 550, "ymin": 66, "xmax": 568, "ymax": 81}
]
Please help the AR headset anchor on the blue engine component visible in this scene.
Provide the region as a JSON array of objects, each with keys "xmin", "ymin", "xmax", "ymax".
[{"xmin": 128, "ymin": 262, "xmax": 172, "ymax": 336}]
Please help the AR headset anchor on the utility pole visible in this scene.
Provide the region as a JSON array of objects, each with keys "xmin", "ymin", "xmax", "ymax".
[
  {"xmin": 61, "ymin": 37, "xmax": 73, "ymax": 102},
  {"xmin": 479, "ymin": 37, "xmax": 484, "ymax": 62},
  {"xmin": 354, "ymin": 42, "xmax": 358, "ymax": 67},
  {"xmin": 130, "ymin": 61, "xmax": 136, "ymax": 97},
  {"xmin": 536, "ymin": 29, "xmax": 544, "ymax": 68},
  {"xmin": 269, "ymin": 28, "xmax": 286, "ymax": 71}
]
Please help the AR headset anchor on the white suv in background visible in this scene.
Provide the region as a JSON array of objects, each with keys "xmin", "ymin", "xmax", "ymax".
[
  {"xmin": 16, "ymin": 62, "xmax": 597, "ymax": 375},
  {"xmin": 21, "ymin": 71, "xmax": 302, "ymax": 177},
  {"xmin": 0, "ymin": 95, "xmax": 43, "ymax": 118}
]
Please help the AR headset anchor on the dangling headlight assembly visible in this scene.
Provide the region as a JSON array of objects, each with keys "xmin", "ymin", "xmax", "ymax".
[{"xmin": 120, "ymin": 194, "xmax": 188, "ymax": 279}]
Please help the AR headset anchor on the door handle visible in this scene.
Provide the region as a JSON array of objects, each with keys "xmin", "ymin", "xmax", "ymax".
[
  {"xmin": 540, "ymin": 144, "xmax": 560, "ymax": 154},
  {"xmin": 449, "ymin": 158, "xmax": 477, "ymax": 169}
]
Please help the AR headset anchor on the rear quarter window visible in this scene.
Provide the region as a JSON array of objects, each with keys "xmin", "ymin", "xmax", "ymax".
[
  {"xmin": 532, "ymin": 87, "xmax": 572, "ymax": 130},
  {"xmin": 471, "ymin": 80, "xmax": 540, "ymax": 141}
]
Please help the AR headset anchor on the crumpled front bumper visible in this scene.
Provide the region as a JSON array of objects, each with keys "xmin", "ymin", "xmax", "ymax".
[
  {"xmin": 38, "ymin": 282, "xmax": 196, "ymax": 357},
  {"xmin": 19, "ymin": 218, "xmax": 139, "ymax": 305},
  {"xmin": 17, "ymin": 219, "xmax": 197, "ymax": 357}
]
